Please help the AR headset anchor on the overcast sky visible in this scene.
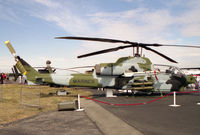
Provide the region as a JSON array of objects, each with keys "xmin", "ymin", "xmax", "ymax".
[{"xmin": 0, "ymin": 0, "xmax": 200, "ymax": 73}]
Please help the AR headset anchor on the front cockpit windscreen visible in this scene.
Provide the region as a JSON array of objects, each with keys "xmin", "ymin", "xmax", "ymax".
[{"xmin": 153, "ymin": 64, "xmax": 183, "ymax": 74}]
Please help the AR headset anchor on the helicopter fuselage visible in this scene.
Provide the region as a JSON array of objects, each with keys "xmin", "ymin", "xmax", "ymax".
[
  {"xmin": 38, "ymin": 56, "xmax": 195, "ymax": 92},
  {"xmin": 5, "ymin": 40, "xmax": 196, "ymax": 92}
]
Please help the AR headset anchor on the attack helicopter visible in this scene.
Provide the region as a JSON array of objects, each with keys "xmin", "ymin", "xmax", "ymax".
[{"xmin": 4, "ymin": 38, "xmax": 199, "ymax": 97}]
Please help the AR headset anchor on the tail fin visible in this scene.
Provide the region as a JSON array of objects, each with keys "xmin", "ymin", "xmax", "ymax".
[{"xmin": 5, "ymin": 41, "xmax": 40, "ymax": 83}]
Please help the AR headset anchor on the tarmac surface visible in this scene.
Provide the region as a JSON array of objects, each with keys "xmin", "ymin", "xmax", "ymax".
[
  {"xmin": 0, "ymin": 111, "xmax": 103, "ymax": 135},
  {"xmin": 0, "ymin": 96, "xmax": 143, "ymax": 135},
  {"xmin": 1, "ymin": 89, "xmax": 200, "ymax": 135},
  {"xmin": 90, "ymin": 90, "xmax": 200, "ymax": 135}
]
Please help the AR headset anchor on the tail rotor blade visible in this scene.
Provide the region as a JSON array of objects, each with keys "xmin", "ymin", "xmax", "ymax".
[{"xmin": 5, "ymin": 40, "xmax": 16, "ymax": 56}]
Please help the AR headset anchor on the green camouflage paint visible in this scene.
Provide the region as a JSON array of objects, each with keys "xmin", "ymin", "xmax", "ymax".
[
  {"xmin": 100, "ymin": 57, "xmax": 132, "ymax": 67},
  {"xmin": 138, "ymin": 57, "xmax": 152, "ymax": 71},
  {"xmin": 69, "ymin": 74, "xmax": 102, "ymax": 87}
]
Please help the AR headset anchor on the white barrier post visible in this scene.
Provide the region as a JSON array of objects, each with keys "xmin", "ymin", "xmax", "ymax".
[
  {"xmin": 76, "ymin": 94, "xmax": 84, "ymax": 111},
  {"xmin": 106, "ymin": 89, "xmax": 117, "ymax": 97},
  {"xmin": 169, "ymin": 91, "xmax": 181, "ymax": 107}
]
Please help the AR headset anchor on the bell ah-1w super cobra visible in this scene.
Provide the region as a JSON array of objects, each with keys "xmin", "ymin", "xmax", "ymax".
[{"xmin": 4, "ymin": 38, "xmax": 199, "ymax": 97}]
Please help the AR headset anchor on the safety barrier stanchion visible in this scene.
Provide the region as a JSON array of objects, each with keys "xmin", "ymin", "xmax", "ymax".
[
  {"xmin": 76, "ymin": 94, "xmax": 84, "ymax": 111},
  {"xmin": 169, "ymin": 91, "xmax": 181, "ymax": 107}
]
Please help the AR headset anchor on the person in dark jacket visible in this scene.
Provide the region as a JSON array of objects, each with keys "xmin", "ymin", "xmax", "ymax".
[{"xmin": 0, "ymin": 73, "xmax": 3, "ymax": 84}]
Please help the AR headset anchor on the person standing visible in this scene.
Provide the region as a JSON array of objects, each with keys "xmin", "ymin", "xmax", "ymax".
[
  {"xmin": 198, "ymin": 81, "xmax": 200, "ymax": 89},
  {"xmin": 195, "ymin": 81, "xmax": 199, "ymax": 89},
  {"xmin": 0, "ymin": 73, "xmax": 3, "ymax": 84}
]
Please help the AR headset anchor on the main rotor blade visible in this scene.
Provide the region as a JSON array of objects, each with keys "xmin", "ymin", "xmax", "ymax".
[
  {"xmin": 55, "ymin": 36, "xmax": 199, "ymax": 62},
  {"xmin": 56, "ymin": 36, "xmax": 200, "ymax": 48},
  {"xmin": 143, "ymin": 46, "xmax": 178, "ymax": 63},
  {"xmin": 78, "ymin": 45, "xmax": 133, "ymax": 58},
  {"xmin": 158, "ymin": 44, "xmax": 200, "ymax": 48},
  {"xmin": 55, "ymin": 36, "xmax": 134, "ymax": 44}
]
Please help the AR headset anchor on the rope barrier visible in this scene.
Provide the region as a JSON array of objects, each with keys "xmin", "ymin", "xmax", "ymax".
[
  {"xmin": 145, "ymin": 92, "xmax": 172, "ymax": 104},
  {"xmin": 81, "ymin": 90, "xmax": 200, "ymax": 106},
  {"xmin": 176, "ymin": 91, "xmax": 200, "ymax": 94},
  {"xmin": 81, "ymin": 96, "xmax": 112, "ymax": 105}
]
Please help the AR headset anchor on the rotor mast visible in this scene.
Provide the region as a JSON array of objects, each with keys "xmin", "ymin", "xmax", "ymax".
[
  {"xmin": 136, "ymin": 46, "xmax": 139, "ymax": 55},
  {"xmin": 134, "ymin": 46, "xmax": 141, "ymax": 57}
]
